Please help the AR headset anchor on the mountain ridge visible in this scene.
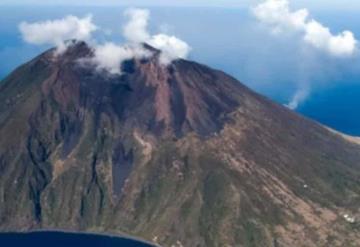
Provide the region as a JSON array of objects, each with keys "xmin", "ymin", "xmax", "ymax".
[{"xmin": 0, "ymin": 41, "xmax": 360, "ymax": 247}]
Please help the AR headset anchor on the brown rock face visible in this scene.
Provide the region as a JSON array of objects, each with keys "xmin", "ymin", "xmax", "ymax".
[
  {"xmin": 0, "ymin": 41, "xmax": 360, "ymax": 247},
  {"xmin": 36, "ymin": 41, "xmax": 248, "ymax": 138}
]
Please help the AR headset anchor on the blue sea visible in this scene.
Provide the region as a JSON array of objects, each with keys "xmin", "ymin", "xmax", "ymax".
[
  {"xmin": 0, "ymin": 6, "xmax": 359, "ymax": 135},
  {"xmin": 0, "ymin": 231, "xmax": 153, "ymax": 247}
]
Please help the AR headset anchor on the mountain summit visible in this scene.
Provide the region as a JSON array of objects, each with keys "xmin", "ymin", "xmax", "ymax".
[{"xmin": 0, "ymin": 41, "xmax": 360, "ymax": 247}]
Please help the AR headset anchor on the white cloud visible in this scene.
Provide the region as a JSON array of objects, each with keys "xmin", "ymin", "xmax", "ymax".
[
  {"xmin": 304, "ymin": 20, "xmax": 357, "ymax": 57},
  {"xmin": 123, "ymin": 8, "xmax": 150, "ymax": 43},
  {"xmin": 253, "ymin": 0, "xmax": 308, "ymax": 31},
  {"xmin": 148, "ymin": 34, "xmax": 191, "ymax": 64},
  {"xmin": 18, "ymin": 8, "xmax": 191, "ymax": 74},
  {"xmin": 253, "ymin": 0, "xmax": 358, "ymax": 57},
  {"xmin": 122, "ymin": 8, "xmax": 191, "ymax": 65},
  {"xmin": 19, "ymin": 15, "xmax": 97, "ymax": 53},
  {"xmin": 89, "ymin": 8, "xmax": 191, "ymax": 74},
  {"xmin": 91, "ymin": 42, "xmax": 151, "ymax": 74},
  {"xmin": 254, "ymin": 0, "xmax": 359, "ymax": 110}
]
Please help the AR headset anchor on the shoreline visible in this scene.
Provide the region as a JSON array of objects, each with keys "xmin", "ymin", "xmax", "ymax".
[
  {"xmin": 326, "ymin": 126, "xmax": 360, "ymax": 145},
  {"xmin": 0, "ymin": 228, "xmax": 161, "ymax": 247}
]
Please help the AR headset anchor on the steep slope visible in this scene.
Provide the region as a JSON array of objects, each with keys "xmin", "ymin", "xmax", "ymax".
[{"xmin": 0, "ymin": 41, "xmax": 360, "ymax": 247}]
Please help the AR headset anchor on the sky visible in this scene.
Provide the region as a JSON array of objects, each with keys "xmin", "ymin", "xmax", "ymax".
[{"xmin": 1, "ymin": 0, "xmax": 360, "ymax": 10}]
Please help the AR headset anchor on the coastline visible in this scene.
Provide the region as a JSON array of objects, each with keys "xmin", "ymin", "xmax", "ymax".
[
  {"xmin": 0, "ymin": 228, "xmax": 162, "ymax": 247},
  {"xmin": 326, "ymin": 126, "xmax": 360, "ymax": 145}
]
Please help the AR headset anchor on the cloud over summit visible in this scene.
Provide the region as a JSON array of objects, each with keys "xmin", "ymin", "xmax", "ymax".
[
  {"xmin": 19, "ymin": 15, "xmax": 97, "ymax": 53},
  {"xmin": 90, "ymin": 8, "xmax": 191, "ymax": 74},
  {"xmin": 123, "ymin": 8, "xmax": 151, "ymax": 43},
  {"xmin": 122, "ymin": 8, "xmax": 191, "ymax": 65},
  {"xmin": 18, "ymin": 8, "xmax": 191, "ymax": 73},
  {"xmin": 91, "ymin": 43, "xmax": 151, "ymax": 74}
]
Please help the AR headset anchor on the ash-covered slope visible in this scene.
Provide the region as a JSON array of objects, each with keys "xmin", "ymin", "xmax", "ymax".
[{"xmin": 0, "ymin": 41, "xmax": 360, "ymax": 247}]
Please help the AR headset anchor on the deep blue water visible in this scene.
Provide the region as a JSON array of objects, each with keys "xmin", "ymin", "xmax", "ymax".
[
  {"xmin": 0, "ymin": 232, "xmax": 153, "ymax": 247},
  {"xmin": 0, "ymin": 6, "xmax": 359, "ymax": 135},
  {"xmin": 299, "ymin": 83, "xmax": 360, "ymax": 136}
]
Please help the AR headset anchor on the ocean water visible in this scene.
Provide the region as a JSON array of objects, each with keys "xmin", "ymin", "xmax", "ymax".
[
  {"xmin": 299, "ymin": 83, "xmax": 360, "ymax": 136},
  {"xmin": 0, "ymin": 232, "xmax": 153, "ymax": 247},
  {"xmin": 0, "ymin": 6, "xmax": 359, "ymax": 135}
]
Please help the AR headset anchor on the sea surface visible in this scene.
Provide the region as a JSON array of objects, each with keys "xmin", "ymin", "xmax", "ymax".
[
  {"xmin": 0, "ymin": 231, "xmax": 153, "ymax": 247},
  {"xmin": 0, "ymin": 6, "xmax": 359, "ymax": 135}
]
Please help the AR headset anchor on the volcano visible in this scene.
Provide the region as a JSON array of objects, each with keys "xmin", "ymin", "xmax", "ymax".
[{"xmin": 0, "ymin": 41, "xmax": 359, "ymax": 247}]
